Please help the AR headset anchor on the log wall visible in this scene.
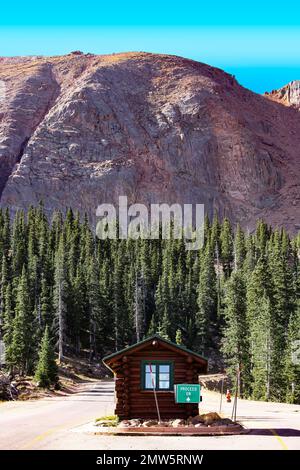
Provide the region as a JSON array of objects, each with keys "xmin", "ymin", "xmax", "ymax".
[{"xmin": 111, "ymin": 344, "xmax": 206, "ymax": 420}]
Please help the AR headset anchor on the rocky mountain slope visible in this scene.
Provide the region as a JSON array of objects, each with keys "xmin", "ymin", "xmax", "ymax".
[
  {"xmin": 265, "ymin": 80, "xmax": 300, "ymax": 109},
  {"xmin": 0, "ymin": 52, "xmax": 299, "ymax": 232}
]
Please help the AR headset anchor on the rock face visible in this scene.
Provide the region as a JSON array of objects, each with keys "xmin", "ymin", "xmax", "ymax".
[
  {"xmin": 0, "ymin": 52, "xmax": 299, "ymax": 232},
  {"xmin": 265, "ymin": 80, "xmax": 300, "ymax": 109}
]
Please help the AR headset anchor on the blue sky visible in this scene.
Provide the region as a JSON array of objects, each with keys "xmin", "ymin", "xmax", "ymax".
[{"xmin": 1, "ymin": 1, "xmax": 300, "ymax": 92}]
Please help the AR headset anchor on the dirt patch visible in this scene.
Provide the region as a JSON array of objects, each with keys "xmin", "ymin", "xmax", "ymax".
[
  {"xmin": 199, "ymin": 373, "xmax": 232, "ymax": 393},
  {"xmin": 1, "ymin": 355, "xmax": 110, "ymax": 401}
]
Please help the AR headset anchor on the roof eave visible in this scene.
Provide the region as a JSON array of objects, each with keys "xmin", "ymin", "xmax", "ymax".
[{"xmin": 102, "ymin": 334, "xmax": 208, "ymax": 366}]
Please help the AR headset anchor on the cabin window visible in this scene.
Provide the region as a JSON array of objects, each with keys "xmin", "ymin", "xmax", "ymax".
[{"xmin": 142, "ymin": 361, "xmax": 173, "ymax": 391}]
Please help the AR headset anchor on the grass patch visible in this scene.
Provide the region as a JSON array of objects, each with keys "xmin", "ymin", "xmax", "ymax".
[{"xmin": 95, "ymin": 415, "xmax": 119, "ymax": 427}]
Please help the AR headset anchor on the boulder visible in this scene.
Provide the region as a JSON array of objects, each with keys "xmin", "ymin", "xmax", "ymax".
[
  {"xmin": 142, "ymin": 420, "xmax": 158, "ymax": 427},
  {"xmin": 189, "ymin": 415, "xmax": 205, "ymax": 425},
  {"xmin": 128, "ymin": 419, "xmax": 142, "ymax": 427},
  {"xmin": 214, "ymin": 418, "xmax": 234, "ymax": 426},
  {"xmin": 171, "ymin": 419, "xmax": 186, "ymax": 427},
  {"xmin": 199, "ymin": 412, "xmax": 221, "ymax": 425},
  {"xmin": 118, "ymin": 420, "xmax": 131, "ymax": 428}
]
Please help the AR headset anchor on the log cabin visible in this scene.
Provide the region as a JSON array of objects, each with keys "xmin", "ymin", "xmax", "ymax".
[{"xmin": 103, "ymin": 334, "xmax": 208, "ymax": 420}]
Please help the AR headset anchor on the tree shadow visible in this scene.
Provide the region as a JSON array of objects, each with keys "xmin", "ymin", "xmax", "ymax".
[{"xmin": 249, "ymin": 428, "xmax": 300, "ymax": 437}]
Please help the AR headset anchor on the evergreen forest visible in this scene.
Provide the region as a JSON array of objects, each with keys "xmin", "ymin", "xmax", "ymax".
[{"xmin": 0, "ymin": 206, "xmax": 299, "ymax": 403}]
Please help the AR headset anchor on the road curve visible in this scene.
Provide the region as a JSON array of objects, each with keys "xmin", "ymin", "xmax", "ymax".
[{"xmin": 0, "ymin": 380, "xmax": 115, "ymax": 450}]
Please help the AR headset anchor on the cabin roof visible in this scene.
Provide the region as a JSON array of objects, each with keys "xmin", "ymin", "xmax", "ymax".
[{"xmin": 102, "ymin": 334, "xmax": 208, "ymax": 366}]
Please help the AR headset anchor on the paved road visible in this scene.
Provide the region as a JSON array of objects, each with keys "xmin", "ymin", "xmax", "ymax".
[
  {"xmin": 0, "ymin": 380, "xmax": 299, "ymax": 449},
  {"xmin": 0, "ymin": 380, "xmax": 115, "ymax": 450}
]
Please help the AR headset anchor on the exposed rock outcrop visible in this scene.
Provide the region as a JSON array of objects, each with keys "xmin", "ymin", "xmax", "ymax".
[
  {"xmin": 0, "ymin": 52, "xmax": 299, "ymax": 232},
  {"xmin": 265, "ymin": 80, "xmax": 300, "ymax": 109}
]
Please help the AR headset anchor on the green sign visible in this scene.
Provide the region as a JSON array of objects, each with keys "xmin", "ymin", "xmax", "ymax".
[{"xmin": 175, "ymin": 384, "xmax": 201, "ymax": 403}]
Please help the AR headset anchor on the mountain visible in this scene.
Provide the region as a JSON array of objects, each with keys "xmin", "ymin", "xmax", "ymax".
[
  {"xmin": 0, "ymin": 52, "xmax": 299, "ymax": 232},
  {"xmin": 265, "ymin": 80, "xmax": 300, "ymax": 109}
]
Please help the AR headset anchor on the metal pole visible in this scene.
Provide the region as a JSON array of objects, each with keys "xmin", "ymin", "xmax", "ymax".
[
  {"xmin": 231, "ymin": 369, "xmax": 239, "ymax": 422},
  {"xmin": 235, "ymin": 368, "xmax": 241, "ymax": 422},
  {"xmin": 150, "ymin": 363, "xmax": 161, "ymax": 423},
  {"xmin": 219, "ymin": 376, "xmax": 224, "ymax": 414},
  {"xmin": 231, "ymin": 393, "xmax": 236, "ymax": 421}
]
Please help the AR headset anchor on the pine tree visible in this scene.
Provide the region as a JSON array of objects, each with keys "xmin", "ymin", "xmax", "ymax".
[
  {"xmin": 34, "ymin": 326, "xmax": 58, "ymax": 388},
  {"xmin": 222, "ymin": 270, "xmax": 251, "ymax": 397},
  {"xmin": 246, "ymin": 257, "xmax": 280, "ymax": 401},
  {"xmin": 86, "ymin": 255, "xmax": 101, "ymax": 361},
  {"xmin": 1, "ymin": 208, "xmax": 11, "ymax": 259},
  {"xmin": 210, "ymin": 212, "xmax": 220, "ymax": 257},
  {"xmin": 39, "ymin": 275, "xmax": 53, "ymax": 328},
  {"xmin": 220, "ymin": 217, "xmax": 233, "ymax": 277},
  {"xmin": 155, "ymin": 244, "xmax": 172, "ymax": 338},
  {"xmin": 27, "ymin": 218, "xmax": 39, "ymax": 308},
  {"xmin": 11, "ymin": 211, "xmax": 27, "ymax": 279},
  {"xmin": 134, "ymin": 270, "xmax": 146, "ymax": 342},
  {"xmin": 97, "ymin": 258, "xmax": 113, "ymax": 354},
  {"xmin": 255, "ymin": 220, "xmax": 269, "ymax": 258},
  {"xmin": 243, "ymin": 234, "xmax": 256, "ymax": 273},
  {"xmin": 2, "ymin": 283, "xmax": 14, "ymax": 371},
  {"xmin": 175, "ymin": 329, "xmax": 183, "ymax": 345},
  {"xmin": 53, "ymin": 233, "xmax": 67, "ymax": 363},
  {"xmin": 112, "ymin": 243, "xmax": 131, "ymax": 350},
  {"xmin": 157, "ymin": 309, "xmax": 170, "ymax": 340},
  {"xmin": 37, "ymin": 208, "xmax": 52, "ymax": 284},
  {"xmin": 138, "ymin": 239, "xmax": 155, "ymax": 323},
  {"xmin": 268, "ymin": 230, "xmax": 295, "ymax": 400},
  {"xmin": 68, "ymin": 266, "xmax": 86, "ymax": 354},
  {"xmin": 196, "ymin": 243, "xmax": 217, "ymax": 355},
  {"xmin": 250, "ymin": 293, "xmax": 274, "ymax": 400},
  {"xmin": 234, "ymin": 224, "xmax": 246, "ymax": 271},
  {"xmin": 269, "ymin": 230, "xmax": 295, "ymax": 331},
  {"xmin": 10, "ymin": 267, "xmax": 34, "ymax": 375},
  {"xmin": 182, "ymin": 250, "xmax": 198, "ymax": 347},
  {"xmin": 0, "ymin": 255, "xmax": 10, "ymax": 328}
]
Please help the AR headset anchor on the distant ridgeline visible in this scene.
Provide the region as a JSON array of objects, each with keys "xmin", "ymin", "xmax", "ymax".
[{"xmin": 0, "ymin": 206, "xmax": 299, "ymax": 404}]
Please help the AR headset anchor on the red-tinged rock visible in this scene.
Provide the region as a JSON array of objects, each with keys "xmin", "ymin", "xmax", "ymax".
[{"xmin": 0, "ymin": 52, "xmax": 299, "ymax": 232}]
